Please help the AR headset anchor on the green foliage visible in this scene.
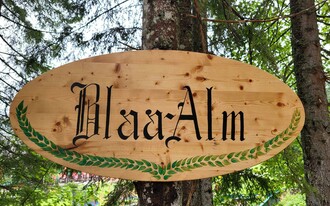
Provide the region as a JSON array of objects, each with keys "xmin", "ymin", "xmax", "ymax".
[
  {"xmin": 0, "ymin": 144, "xmax": 59, "ymax": 205},
  {"xmin": 104, "ymin": 180, "xmax": 137, "ymax": 206},
  {"xmin": 212, "ymin": 137, "xmax": 306, "ymax": 205},
  {"xmin": 31, "ymin": 181, "xmax": 112, "ymax": 206},
  {"xmin": 207, "ymin": 0, "xmax": 295, "ymax": 86},
  {"xmin": 276, "ymin": 192, "xmax": 306, "ymax": 206},
  {"xmin": 213, "ymin": 169, "xmax": 275, "ymax": 205}
]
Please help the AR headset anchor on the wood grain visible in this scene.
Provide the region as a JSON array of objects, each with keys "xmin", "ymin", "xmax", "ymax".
[{"xmin": 10, "ymin": 50, "xmax": 305, "ymax": 181}]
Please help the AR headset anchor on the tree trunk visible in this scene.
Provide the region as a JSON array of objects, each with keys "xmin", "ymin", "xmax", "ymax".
[
  {"xmin": 134, "ymin": 0, "xmax": 213, "ymax": 205},
  {"xmin": 290, "ymin": 0, "xmax": 330, "ymax": 205}
]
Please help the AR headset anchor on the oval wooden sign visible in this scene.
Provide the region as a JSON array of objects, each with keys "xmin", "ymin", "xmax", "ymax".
[{"xmin": 10, "ymin": 50, "xmax": 304, "ymax": 181}]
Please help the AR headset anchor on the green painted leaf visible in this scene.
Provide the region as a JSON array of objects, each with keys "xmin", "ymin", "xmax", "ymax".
[
  {"xmin": 120, "ymin": 158, "xmax": 128, "ymax": 162},
  {"xmin": 18, "ymin": 101, "xmax": 24, "ymax": 111},
  {"xmin": 50, "ymin": 142, "xmax": 57, "ymax": 150},
  {"xmin": 113, "ymin": 158, "xmax": 120, "ymax": 163},
  {"xmin": 97, "ymin": 156, "xmax": 105, "ymax": 162},
  {"xmin": 167, "ymin": 163, "xmax": 171, "ymax": 170},
  {"xmin": 58, "ymin": 147, "xmax": 65, "ymax": 155},
  {"xmin": 271, "ymin": 144, "xmax": 279, "ymax": 149},
  {"xmin": 163, "ymin": 175, "xmax": 171, "ymax": 180},
  {"xmin": 172, "ymin": 161, "xmax": 178, "ymax": 168},
  {"xmin": 136, "ymin": 160, "xmax": 144, "ymax": 165},
  {"xmin": 120, "ymin": 163, "xmax": 127, "ymax": 169},
  {"xmin": 153, "ymin": 175, "xmax": 161, "ymax": 180},
  {"xmin": 257, "ymin": 151, "xmax": 264, "ymax": 156},
  {"xmin": 223, "ymin": 160, "xmax": 230, "ymax": 166},
  {"xmin": 78, "ymin": 158, "xmax": 87, "ymax": 166},
  {"xmin": 105, "ymin": 157, "xmax": 113, "ymax": 163},
  {"xmin": 23, "ymin": 131, "xmax": 32, "ymax": 137},
  {"xmin": 234, "ymin": 151, "xmax": 242, "ymax": 157},
  {"xmin": 205, "ymin": 155, "xmax": 212, "ymax": 161},
  {"xmin": 32, "ymin": 129, "xmax": 37, "ymax": 137},
  {"xmin": 284, "ymin": 129, "xmax": 288, "ymax": 135},
  {"xmin": 158, "ymin": 167, "xmax": 164, "ymax": 175},
  {"xmin": 16, "ymin": 108, "xmax": 21, "ymax": 117},
  {"xmin": 231, "ymin": 158, "xmax": 239, "ymax": 163},
  {"xmin": 18, "ymin": 120, "xmax": 24, "ymax": 127},
  {"xmin": 248, "ymin": 154, "xmax": 255, "ymax": 159},
  {"xmin": 193, "ymin": 163, "xmax": 202, "ymax": 168},
  {"xmin": 37, "ymin": 143, "xmax": 47, "ymax": 148},
  {"xmin": 181, "ymin": 158, "xmax": 187, "ymax": 166},
  {"xmin": 257, "ymin": 146, "xmax": 261, "ymax": 151},
  {"xmin": 99, "ymin": 163, "xmax": 110, "ymax": 168},
  {"xmin": 92, "ymin": 161, "xmax": 102, "ymax": 166},
  {"xmin": 43, "ymin": 147, "xmax": 53, "ymax": 152},
  {"xmin": 200, "ymin": 162, "xmax": 207, "ymax": 166},
  {"xmin": 208, "ymin": 161, "xmax": 216, "ymax": 167},
  {"xmin": 264, "ymin": 141, "xmax": 270, "ymax": 148},
  {"xmin": 188, "ymin": 165, "xmax": 195, "ymax": 170},
  {"xmin": 211, "ymin": 155, "xmax": 218, "ymax": 160},
  {"xmin": 215, "ymin": 161, "xmax": 224, "ymax": 167},
  {"xmin": 241, "ymin": 150, "xmax": 249, "ymax": 157},
  {"xmin": 65, "ymin": 150, "xmax": 73, "ymax": 156},
  {"xmin": 168, "ymin": 170, "xmax": 176, "ymax": 175},
  {"xmin": 22, "ymin": 106, "xmax": 28, "ymax": 114},
  {"xmin": 86, "ymin": 161, "xmax": 93, "ymax": 166},
  {"xmin": 44, "ymin": 137, "xmax": 49, "ymax": 145},
  {"xmin": 192, "ymin": 156, "xmax": 199, "ymax": 163},
  {"xmin": 198, "ymin": 156, "xmax": 205, "ymax": 162},
  {"xmin": 88, "ymin": 155, "xmax": 97, "ymax": 161},
  {"xmin": 142, "ymin": 168, "xmax": 153, "ymax": 173},
  {"xmin": 227, "ymin": 152, "xmax": 235, "ymax": 159},
  {"xmin": 71, "ymin": 158, "xmax": 81, "ymax": 164},
  {"xmin": 142, "ymin": 160, "xmax": 151, "ymax": 167},
  {"xmin": 30, "ymin": 138, "xmax": 39, "ymax": 144},
  {"xmin": 138, "ymin": 166, "xmax": 146, "ymax": 171},
  {"xmin": 127, "ymin": 164, "xmax": 134, "ymax": 169},
  {"xmin": 50, "ymin": 151, "xmax": 60, "ymax": 156},
  {"xmin": 175, "ymin": 168, "xmax": 183, "ymax": 172},
  {"xmin": 240, "ymin": 156, "xmax": 248, "ymax": 161}
]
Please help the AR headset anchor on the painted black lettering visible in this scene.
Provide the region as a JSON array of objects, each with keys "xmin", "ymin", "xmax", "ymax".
[
  {"xmin": 118, "ymin": 109, "xmax": 139, "ymax": 140},
  {"xmin": 207, "ymin": 87, "xmax": 214, "ymax": 140},
  {"xmin": 104, "ymin": 85, "xmax": 113, "ymax": 139},
  {"xmin": 71, "ymin": 82, "xmax": 100, "ymax": 146},
  {"xmin": 144, "ymin": 110, "xmax": 163, "ymax": 140},
  {"xmin": 222, "ymin": 111, "xmax": 244, "ymax": 141},
  {"xmin": 166, "ymin": 86, "xmax": 202, "ymax": 147}
]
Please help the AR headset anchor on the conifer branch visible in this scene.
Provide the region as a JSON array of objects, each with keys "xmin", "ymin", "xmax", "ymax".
[{"xmin": 188, "ymin": 0, "xmax": 327, "ymax": 24}]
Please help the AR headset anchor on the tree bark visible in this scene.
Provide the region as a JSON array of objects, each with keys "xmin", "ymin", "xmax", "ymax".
[
  {"xmin": 134, "ymin": 0, "xmax": 213, "ymax": 205},
  {"xmin": 290, "ymin": 0, "xmax": 330, "ymax": 205}
]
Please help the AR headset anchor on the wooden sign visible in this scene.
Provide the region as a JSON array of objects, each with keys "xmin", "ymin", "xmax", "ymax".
[{"xmin": 10, "ymin": 50, "xmax": 304, "ymax": 181}]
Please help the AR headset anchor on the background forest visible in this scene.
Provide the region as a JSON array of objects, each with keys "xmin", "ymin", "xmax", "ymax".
[{"xmin": 0, "ymin": 0, "xmax": 329, "ymax": 205}]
